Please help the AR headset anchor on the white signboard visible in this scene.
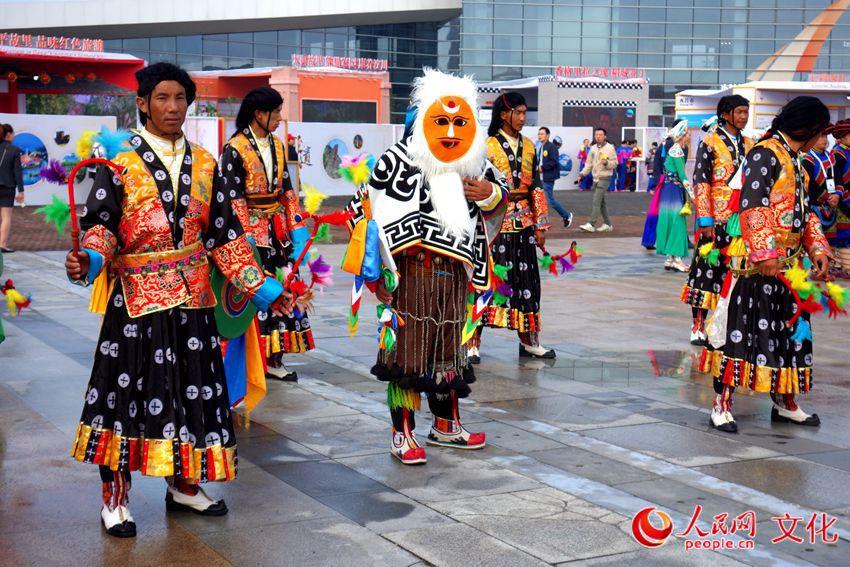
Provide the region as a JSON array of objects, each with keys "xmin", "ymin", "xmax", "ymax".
[{"xmin": 0, "ymin": 112, "xmax": 117, "ymax": 206}]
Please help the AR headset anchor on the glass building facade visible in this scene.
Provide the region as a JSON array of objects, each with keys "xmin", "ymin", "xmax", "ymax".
[
  {"xmin": 102, "ymin": 23, "xmax": 460, "ymax": 124},
  {"xmin": 99, "ymin": 0, "xmax": 850, "ymax": 124},
  {"xmin": 460, "ymin": 0, "xmax": 850, "ymax": 121}
]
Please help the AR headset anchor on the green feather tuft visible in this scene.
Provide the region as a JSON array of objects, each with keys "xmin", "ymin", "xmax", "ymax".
[
  {"xmin": 33, "ymin": 195, "xmax": 71, "ymax": 235},
  {"xmin": 706, "ymin": 248, "xmax": 720, "ymax": 267},
  {"xmin": 493, "ymin": 263, "xmax": 511, "ymax": 280},
  {"xmin": 493, "ymin": 291, "xmax": 509, "ymax": 306},
  {"xmin": 538, "ymin": 254, "xmax": 553, "ymax": 270},
  {"xmin": 314, "ymin": 223, "xmax": 332, "ymax": 243}
]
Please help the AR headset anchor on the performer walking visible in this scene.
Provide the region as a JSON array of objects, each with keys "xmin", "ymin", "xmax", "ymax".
[
  {"xmin": 219, "ymin": 87, "xmax": 314, "ymax": 381},
  {"xmin": 682, "ymin": 96, "xmax": 752, "ymax": 345},
  {"xmin": 802, "ymin": 127, "xmax": 839, "ymax": 277},
  {"xmin": 66, "ymin": 63, "xmax": 291, "ymax": 537},
  {"xmin": 469, "ymin": 92, "xmax": 555, "ymax": 362},
  {"xmin": 703, "ymin": 96, "xmax": 832, "ymax": 433},
  {"xmin": 654, "ymin": 120, "xmax": 691, "ymax": 273},
  {"xmin": 829, "ymin": 120, "xmax": 850, "ymax": 277},
  {"xmin": 347, "ymin": 69, "xmax": 508, "ymax": 464}
]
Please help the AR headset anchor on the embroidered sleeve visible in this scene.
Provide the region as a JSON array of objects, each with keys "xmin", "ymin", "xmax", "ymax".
[
  {"xmin": 80, "ymin": 164, "xmax": 123, "ymax": 269},
  {"xmin": 803, "ymin": 211, "xmax": 832, "ymax": 258},
  {"xmin": 281, "ymin": 153, "xmax": 294, "ymax": 193},
  {"xmin": 802, "ymin": 180, "xmax": 832, "ymax": 258},
  {"xmin": 479, "ymin": 161, "xmax": 509, "ymax": 219},
  {"xmin": 801, "ymin": 157, "xmax": 829, "ymax": 205},
  {"xmin": 218, "ymin": 145, "xmax": 251, "ymax": 233},
  {"xmin": 206, "ymin": 162, "xmax": 273, "ymax": 299},
  {"xmin": 833, "ymin": 150, "xmax": 849, "ymax": 199},
  {"xmin": 209, "ymin": 236, "xmax": 271, "ymax": 302},
  {"xmin": 741, "ymin": 146, "xmax": 779, "ymax": 263},
  {"xmin": 693, "ymin": 140, "xmax": 715, "ymax": 225}
]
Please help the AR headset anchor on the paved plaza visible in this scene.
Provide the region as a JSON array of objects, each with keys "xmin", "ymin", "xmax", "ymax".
[{"xmin": 1, "ymin": 225, "xmax": 848, "ymax": 565}]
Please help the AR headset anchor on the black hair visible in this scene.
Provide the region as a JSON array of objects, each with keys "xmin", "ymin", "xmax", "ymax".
[
  {"xmin": 0, "ymin": 124, "xmax": 11, "ymax": 137},
  {"xmin": 763, "ymin": 96, "xmax": 831, "ymax": 143},
  {"xmin": 538, "ymin": 126, "xmax": 550, "ymax": 135},
  {"xmin": 135, "ymin": 62, "xmax": 196, "ymax": 126},
  {"xmin": 594, "ymin": 127, "xmax": 607, "ymax": 136},
  {"xmin": 235, "ymin": 86, "xmax": 284, "ymax": 132},
  {"xmin": 651, "ymin": 141, "xmax": 658, "ymax": 147},
  {"xmin": 717, "ymin": 95, "xmax": 750, "ymax": 124},
  {"xmin": 488, "ymin": 91, "xmax": 527, "ymax": 137}
]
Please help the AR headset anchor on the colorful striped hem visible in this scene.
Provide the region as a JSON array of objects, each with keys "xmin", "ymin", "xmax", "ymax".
[
  {"xmin": 71, "ymin": 422, "xmax": 236, "ymax": 483},
  {"xmin": 704, "ymin": 351, "xmax": 812, "ymax": 395},
  {"xmin": 483, "ymin": 306, "xmax": 541, "ymax": 332},
  {"xmin": 681, "ymin": 284, "xmax": 719, "ymax": 310},
  {"xmin": 264, "ymin": 329, "xmax": 315, "ymax": 356}
]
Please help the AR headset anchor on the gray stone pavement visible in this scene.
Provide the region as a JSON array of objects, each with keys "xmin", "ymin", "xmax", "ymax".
[{"xmin": 0, "ymin": 236, "xmax": 848, "ymax": 566}]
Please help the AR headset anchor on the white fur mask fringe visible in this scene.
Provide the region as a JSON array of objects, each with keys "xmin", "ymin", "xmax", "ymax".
[{"xmin": 406, "ymin": 68, "xmax": 487, "ymax": 237}]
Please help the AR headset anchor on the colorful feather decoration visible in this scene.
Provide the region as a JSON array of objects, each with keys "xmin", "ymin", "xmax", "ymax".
[
  {"xmin": 339, "ymin": 154, "xmax": 376, "ymax": 186},
  {"xmin": 38, "ymin": 160, "xmax": 69, "ymax": 184},
  {"xmin": 1, "ymin": 279, "xmax": 31, "ymax": 316},
  {"xmin": 33, "ymin": 195, "xmax": 72, "ymax": 235},
  {"xmin": 76, "ymin": 130, "xmax": 97, "ymax": 160},
  {"xmin": 538, "ymin": 242, "xmax": 582, "ymax": 276},
  {"xmin": 314, "ymin": 223, "xmax": 332, "ymax": 243},
  {"xmin": 302, "ymin": 184, "xmax": 328, "ymax": 216},
  {"xmin": 492, "ymin": 263, "xmax": 511, "ymax": 281},
  {"xmin": 95, "ymin": 126, "xmax": 132, "ymax": 160},
  {"xmin": 308, "ymin": 254, "xmax": 333, "ymax": 291}
]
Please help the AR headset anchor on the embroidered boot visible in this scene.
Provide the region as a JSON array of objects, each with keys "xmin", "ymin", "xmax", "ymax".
[
  {"xmin": 771, "ymin": 393, "xmax": 820, "ymax": 426},
  {"xmin": 100, "ymin": 467, "xmax": 136, "ymax": 538},
  {"xmin": 427, "ymin": 390, "xmax": 486, "ymax": 450},
  {"xmin": 165, "ymin": 476, "xmax": 228, "ymax": 515},
  {"xmin": 390, "ymin": 407, "xmax": 426, "ymax": 465}
]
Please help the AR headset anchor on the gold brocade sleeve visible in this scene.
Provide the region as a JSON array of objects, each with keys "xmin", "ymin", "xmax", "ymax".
[
  {"xmin": 803, "ymin": 209, "xmax": 832, "ymax": 258},
  {"xmin": 208, "ymin": 235, "xmax": 266, "ymax": 296},
  {"xmin": 531, "ymin": 188, "xmax": 550, "ymax": 230}
]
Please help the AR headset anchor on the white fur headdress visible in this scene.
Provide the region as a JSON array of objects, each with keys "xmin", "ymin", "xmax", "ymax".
[
  {"xmin": 407, "ymin": 67, "xmax": 486, "ymax": 183},
  {"xmin": 410, "ymin": 67, "xmax": 480, "ymax": 114}
]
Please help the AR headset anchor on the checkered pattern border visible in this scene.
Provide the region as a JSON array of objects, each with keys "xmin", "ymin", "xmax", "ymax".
[
  {"xmin": 562, "ymin": 100, "xmax": 636, "ymax": 108},
  {"xmin": 558, "ymin": 82, "xmax": 644, "ymax": 89},
  {"xmin": 478, "ymin": 87, "xmax": 502, "ymax": 93}
]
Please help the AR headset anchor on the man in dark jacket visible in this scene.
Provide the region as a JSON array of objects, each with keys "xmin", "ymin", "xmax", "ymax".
[
  {"xmin": 537, "ymin": 127, "xmax": 572, "ymax": 227},
  {"xmin": 0, "ymin": 124, "xmax": 25, "ymax": 252}
]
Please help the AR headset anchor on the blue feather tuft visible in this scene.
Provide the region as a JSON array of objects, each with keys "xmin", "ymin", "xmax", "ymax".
[
  {"xmin": 789, "ymin": 319, "xmax": 812, "ymax": 343},
  {"xmin": 95, "ymin": 126, "xmax": 133, "ymax": 160}
]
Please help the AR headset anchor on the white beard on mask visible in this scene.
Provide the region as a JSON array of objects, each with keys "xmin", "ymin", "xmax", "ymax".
[
  {"xmin": 406, "ymin": 119, "xmax": 487, "ymax": 239},
  {"xmin": 427, "ymin": 172, "xmax": 476, "ymax": 238}
]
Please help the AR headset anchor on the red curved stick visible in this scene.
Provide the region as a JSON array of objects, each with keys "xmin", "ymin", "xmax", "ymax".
[
  {"xmin": 67, "ymin": 158, "xmax": 124, "ymax": 253},
  {"xmin": 281, "ymin": 210, "xmax": 353, "ymax": 290}
]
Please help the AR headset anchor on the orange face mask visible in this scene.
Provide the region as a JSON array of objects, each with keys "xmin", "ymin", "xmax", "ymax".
[{"xmin": 423, "ymin": 96, "xmax": 477, "ymax": 163}]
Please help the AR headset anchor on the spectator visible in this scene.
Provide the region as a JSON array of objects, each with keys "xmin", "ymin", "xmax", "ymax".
[
  {"xmin": 286, "ymin": 133, "xmax": 298, "ymax": 162},
  {"xmin": 537, "ymin": 127, "xmax": 573, "ymax": 227},
  {"xmin": 577, "ymin": 138, "xmax": 593, "ymax": 190},
  {"xmin": 0, "ymin": 124, "xmax": 24, "ymax": 253},
  {"xmin": 646, "ymin": 141, "xmax": 658, "ymax": 191},
  {"xmin": 576, "ymin": 127, "xmax": 616, "ymax": 232},
  {"xmin": 615, "ymin": 139, "xmax": 630, "ymax": 191}
]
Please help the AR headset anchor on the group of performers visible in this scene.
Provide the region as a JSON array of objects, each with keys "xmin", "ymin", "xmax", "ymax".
[
  {"xmin": 59, "ymin": 58, "xmax": 843, "ymax": 540},
  {"xmin": 64, "ymin": 63, "xmax": 562, "ymax": 537},
  {"xmin": 675, "ymin": 95, "xmax": 836, "ymax": 433}
]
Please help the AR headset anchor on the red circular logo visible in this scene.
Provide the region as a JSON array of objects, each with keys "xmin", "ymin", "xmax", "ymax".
[{"xmin": 631, "ymin": 507, "xmax": 673, "ymax": 548}]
